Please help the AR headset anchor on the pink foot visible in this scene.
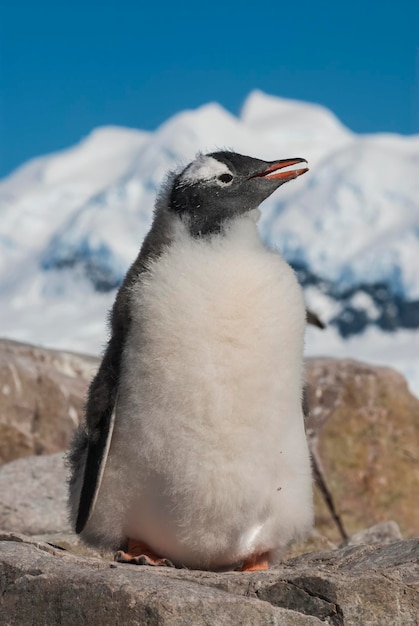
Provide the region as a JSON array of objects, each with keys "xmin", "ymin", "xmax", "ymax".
[
  {"xmin": 115, "ymin": 538, "xmax": 174, "ymax": 567},
  {"xmin": 236, "ymin": 552, "xmax": 269, "ymax": 572}
]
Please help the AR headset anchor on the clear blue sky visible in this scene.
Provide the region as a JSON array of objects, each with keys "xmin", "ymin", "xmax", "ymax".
[{"xmin": 0, "ymin": 1, "xmax": 418, "ymax": 179}]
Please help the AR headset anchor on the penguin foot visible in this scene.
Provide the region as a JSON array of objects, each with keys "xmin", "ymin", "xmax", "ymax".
[
  {"xmin": 236, "ymin": 552, "xmax": 269, "ymax": 572},
  {"xmin": 115, "ymin": 538, "xmax": 174, "ymax": 567}
]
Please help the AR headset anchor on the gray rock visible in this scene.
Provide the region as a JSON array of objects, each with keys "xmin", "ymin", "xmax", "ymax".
[
  {"xmin": 0, "ymin": 534, "xmax": 319, "ymax": 626},
  {"xmin": 0, "ymin": 452, "xmax": 70, "ymax": 534},
  {"xmin": 340, "ymin": 520, "xmax": 403, "ymax": 547},
  {"xmin": 0, "ymin": 533, "xmax": 418, "ymax": 626}
]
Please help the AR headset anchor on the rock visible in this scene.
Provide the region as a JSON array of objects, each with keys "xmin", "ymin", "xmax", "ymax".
[
  {"xmin": 0, "ymin": 449, "xmax": 110, "ymax": 559},
  {"xmin": 285, "ymin": 531, "xmax": 338, "ymax": 560},
  {"xmin": 0, "ymin": 339, "xmax": 97, "ymax": 465},
  {"xmin": 305, "ymin": 358, "xmax": 419, "ymax": 541},
  {"xmin": 0, "ymin": 533, "xmax": 418, "ymax": 626},
  {"xmin": 340, "ymin": 520, "xmax": 403, "ymax": 547},
  {"xmin": 0, "ymin": 452, "xmax": 70, "ymax": 535},
  {"xmin": 31, "ymin": 532, "xmax": 111, "ymax": 559}
]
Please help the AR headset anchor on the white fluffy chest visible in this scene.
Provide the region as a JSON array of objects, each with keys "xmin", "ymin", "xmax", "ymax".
[{"xmin": 119, "ymin": 216, "xmax": 306, "ymax": 460}]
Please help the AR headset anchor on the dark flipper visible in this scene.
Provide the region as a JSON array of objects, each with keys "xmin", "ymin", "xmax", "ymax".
[
  {"xmin": 75, "ymin": 403, "xmax": 117, "ymax": 533},
  {"xmin": 306, "ymin": 309, "xmax": 325, "ymax": 329},
  {"xmin": 74, "ymin": 343, "xmax": 120, "ymax": 533}
]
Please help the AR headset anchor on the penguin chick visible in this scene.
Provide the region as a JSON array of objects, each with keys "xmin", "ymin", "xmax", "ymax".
[{"xmin": 68, "ymin": 151, "xmax": 313, "ymax": 571}]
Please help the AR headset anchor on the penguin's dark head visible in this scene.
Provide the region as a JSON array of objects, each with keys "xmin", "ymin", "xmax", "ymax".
[{"xmin": 170, "ymin": 151, "xmax": 308, "ymax": 237}]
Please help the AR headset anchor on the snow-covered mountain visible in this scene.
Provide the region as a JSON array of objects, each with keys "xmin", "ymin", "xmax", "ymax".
[{"xmin": 1, "ymin": 90, "xmax": 418, "ymax": 394}]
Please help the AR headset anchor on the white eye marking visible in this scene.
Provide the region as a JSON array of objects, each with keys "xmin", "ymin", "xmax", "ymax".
[{"xmin": 180, "ymin": 156, "xmax": 233, "ymax": 185}]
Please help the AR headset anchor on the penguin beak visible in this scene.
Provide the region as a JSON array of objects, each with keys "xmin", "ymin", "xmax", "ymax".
[{"xmin": 250, "ymin": 158, "xmax": 309, "ymax": 183}]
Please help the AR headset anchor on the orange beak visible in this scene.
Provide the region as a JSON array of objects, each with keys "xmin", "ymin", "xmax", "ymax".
[{"xmin": 250, "ymin": 157, "xmax": 309, "ymax": 183}]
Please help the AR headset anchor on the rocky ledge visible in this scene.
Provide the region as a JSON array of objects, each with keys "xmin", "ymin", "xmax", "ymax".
[{"xmin": 1, "ymin": 533, "xmax": 418, "ymax": 626}]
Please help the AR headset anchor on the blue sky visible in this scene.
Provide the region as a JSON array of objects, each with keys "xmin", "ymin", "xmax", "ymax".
[{"xmin": 0, "ymin": 1, "xmax": 418, "ymax": 179}]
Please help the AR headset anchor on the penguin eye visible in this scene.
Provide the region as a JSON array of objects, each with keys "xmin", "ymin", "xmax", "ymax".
[{"xmin": 217, "ymin": 173, "xmax": 233, "ymax": 184}]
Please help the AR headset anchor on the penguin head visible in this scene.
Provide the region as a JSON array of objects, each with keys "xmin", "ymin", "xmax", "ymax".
[{"xmin": 169, "ymin": 151, "xmax": 308, "ymax": 236}]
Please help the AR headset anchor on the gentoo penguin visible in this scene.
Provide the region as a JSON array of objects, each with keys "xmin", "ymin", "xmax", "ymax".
[{"xmin": 68, "ymin": 151, "xmax": 313, "ymax": 571}]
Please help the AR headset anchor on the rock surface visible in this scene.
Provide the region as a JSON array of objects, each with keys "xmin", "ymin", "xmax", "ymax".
[
  {"xmin": 0, "ymin": 339, "xmax": 96, "ymax": 465},
  {"xmin": 305, "ymin": 358, "xmax": 419, "ymax": 540},
  {"xmin": 339, "ymin": 520, "xmax": 403, "ymax": 547},
  {"xmin": 0, "ymin": 533, "xmax": 418, "ymax": 626},
  {"xmin": 0, "ymin": 452, "xmax": 71, "ymax": 535}
]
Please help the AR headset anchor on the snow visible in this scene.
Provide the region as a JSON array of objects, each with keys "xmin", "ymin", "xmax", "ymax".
[
  {"xmin": 260, "ymin": 140, "xmax": 419, "ymax": 298},
  {"xmin": 0, "ymin": 89, "xmax": 418, "ymax": 397},
  {"xmin": 304, "ymin": 286, "xmax": 343, "ymax": 323},
  {"xmin": 241, "ymin": 90, "xmax": 353, "ymax": 166},
  {"xmin": 348, "ymin": 292, "xmax": 380, "ymax": 321}
]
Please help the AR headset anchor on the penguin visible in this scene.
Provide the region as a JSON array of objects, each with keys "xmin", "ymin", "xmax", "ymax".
[{"xmin": 68, "ymin": 150, "xmax": 314, "ymax": 571}]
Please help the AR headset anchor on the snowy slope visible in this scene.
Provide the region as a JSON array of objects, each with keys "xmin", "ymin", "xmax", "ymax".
[
  {"xmin": 260, "ymin": 137, "xmax": 419, "ymax": 298},
  {"xmin": 0, "ymin": 90, "xmax": 418, "ymax": 394}
]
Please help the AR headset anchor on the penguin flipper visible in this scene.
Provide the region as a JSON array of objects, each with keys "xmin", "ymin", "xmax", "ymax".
[
  {"xmin": 72, "ymin": 339, "xmax": 121, "ymax": 534},
  {"xmin": 306, "ymin": 308, "xmax": 325, "ymax": 329},
  {"xmin": 75, "ymin": 404, "xmax": 117, "ymax": 534}
]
